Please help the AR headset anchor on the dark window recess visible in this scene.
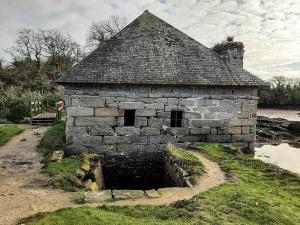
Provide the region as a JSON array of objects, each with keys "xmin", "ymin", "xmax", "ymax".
[
  {"xmin": 124, "ymin": 110, "xmax": 135, "ymax": 126},
  {"xmin": 171, "ymin": 111, "xmax": 183, "ymax": 127}
]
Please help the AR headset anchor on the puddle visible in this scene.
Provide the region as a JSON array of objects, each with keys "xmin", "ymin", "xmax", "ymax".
[{"xmin": 255, "ymin": 143, "xmax": 300, "ymax": 175}]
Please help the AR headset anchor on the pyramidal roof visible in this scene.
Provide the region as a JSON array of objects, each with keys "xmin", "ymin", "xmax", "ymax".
[{"xmin": 57, "ymin": 10, "xmax": 265, "ymax": 86}]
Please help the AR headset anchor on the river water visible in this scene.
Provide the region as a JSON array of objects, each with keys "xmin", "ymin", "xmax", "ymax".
[
  {"xmin": 255, "ymin": 109, "xmax": 300, "ymax": 175},
  {"xmin": 255, "ymin": 143, "xmax": 300, "ymax": 175}
]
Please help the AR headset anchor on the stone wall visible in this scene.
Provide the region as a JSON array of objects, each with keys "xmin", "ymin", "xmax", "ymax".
[
  {"xmin": 64, "ymin": 84, "xmax": 258, "ymax": 156},
  {"xmin": 163, "ymin": 150, "xmax": 193, "ymax": 187}
]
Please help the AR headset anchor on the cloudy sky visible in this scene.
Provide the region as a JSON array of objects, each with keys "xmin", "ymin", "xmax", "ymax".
[{"xmin": 1, "ymin": 0, "xmax": 300, "ymax": 80}]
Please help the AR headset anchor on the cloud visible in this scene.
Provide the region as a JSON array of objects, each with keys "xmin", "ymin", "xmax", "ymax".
[{"xmin": 1, "ymin": 0, "xmax": 300, "ymax": 80}]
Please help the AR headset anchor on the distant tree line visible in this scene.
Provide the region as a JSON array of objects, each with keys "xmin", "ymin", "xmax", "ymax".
[
  {"xmin": 0, "ymin": 16, "xmax": 127, "ymax": 122},
  {"xmin": 258, "ymin": 76, "xmax": 300, "ymax": 107}
]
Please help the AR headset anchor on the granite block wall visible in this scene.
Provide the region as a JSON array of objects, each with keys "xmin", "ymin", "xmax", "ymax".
[{"xmin": 64, "ymin": 84, "xmax": 258, "ymax": 156}]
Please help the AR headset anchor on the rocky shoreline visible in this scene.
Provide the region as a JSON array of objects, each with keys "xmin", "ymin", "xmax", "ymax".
[{"xmin": 256, "ymin": 116, "xmax": 300, "ymax": 146}]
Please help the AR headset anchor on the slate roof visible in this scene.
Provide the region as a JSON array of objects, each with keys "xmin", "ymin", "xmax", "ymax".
[{"xmin": 57, "ymin": 10, "xmax": 265, "ymax": 86}]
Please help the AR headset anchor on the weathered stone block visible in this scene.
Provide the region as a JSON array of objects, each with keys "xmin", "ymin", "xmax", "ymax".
[
  {"xmin": 198, "ymin": 99, "xmax": 213, "ymax": 106},
  {"xmin": 72, "ymin": 135, "xmax": 103, "ymax": 146},
  {"xmin": 117, "ymin": 117, "xmax": 124, "ymax": 126},
  {"xmin": 148, "ymin": 118, "xmax": 166, "ymax": 127},
  {"xmin": 115, "ymin": 127, "xmax": 140, "ymax": 136},
  {"xmin": 232, "ymin": 134, "xmax": 255, "ymax": 142},
  {"xmin": 154, "ymin": 98, "xmax": 167, "ymax": 103},
  {"xmin": 179, "ymin": 98, "xmax": 195, "ymax": 106},
  {"xmin": 141, "ymin": 127, "xmax": 160, "ymax": 136},
  {"xmin": 67, "ymin": 107, "xmax": 94, "ymax": 117},
  {"xmin": 218, "ymin": 127, "xmax": 242, "ymax": 135},
  {"xmin": 66, "ymin": 116, "xmax": 74, "ymax": 127},
  {"xmin": 204, "ymin": 113, "xmax": 216, "ymax": 119},
  {"xmin": 191, "ymin": 119, "xmax": 225, "ymax": 128},
  {"xmin": 190, "ymin": 127, "xmax": 210, "ymax": 135},
  {"xmin": 165, "ymin": 105, "xmax": 184, "ymax": 111},
  {"xmin": 135, "ymin": 117, "xmax": 148, "ymax": 127},
  {"xmin": 145, "ymin": 103, "xmax": 164, "ymax": 110},
  {"xmin": 210, "ymin": 128, "xmax": 218, "ymax": 134},
  {"xmin": 178, "ymin": 135, "xmax": 201, "ymax": 142},
  {"xmin": 135, "ymin": 109, "xmax": 156, "ymax": 117},
  {"xmin": 93, "ymin": 145, "xmax": 116, "ymax": 153},
  {"xmin": 156, "ymin": 111, "xmax": 170, "ymax": 118},
  {"xmin": 140, "ymin": 98, "xmax": 154, "ymax": 104},
  {"xmin": 117, "ymin": 144, "xmax": 144, "ymax": 152},
  {"xmin": 75, "ymin": 117, "xmax": 116, "ymax": 127},
  {"xmin": 95, "ymin": 108, "xmax": 120, "ymax": 117},
  {"xmin": 167, "ymin": 98, "xmax": 179, "ymax": 105},
  {"xmin": 227, "ymin": 119, "xmax": 256, "ymax": 126},
  {"xmin": 241, "ymin": 126, "xmax": 250, "ymax": 134},
  {"xmin": 237, "ymin": 112, "xmax": 250, "ymax": 119},
  {"xmin": 119, "ymin": 102, "xmax": 144, "ymax": 109},
  {"xmin": 103, "ymin": 136, "xmax": 131, "ymax": 144},
  {"xmin": 90, "ymin": 126, "xmax": 114, "ymax": 136},
  {"xmin": 72, "ymin": 98, "xmax": 80, "ymax": 106},
  {"xmin": 207, "ymin": 134, "xmax": 232, "ymax": 143},
  {"xmin": 64, "ymin": 96, "xmax": 72, "ymax": 107},
  {"xmin": 80, "ymin": 96, "xmax": 105, "ymax": 107},
  {"xmin": 168, "ymin": 128, "xmax": 188, "ymax": 136}
]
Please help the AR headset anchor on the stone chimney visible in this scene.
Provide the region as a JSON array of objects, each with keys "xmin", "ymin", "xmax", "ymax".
[
  {"xmin": 225, "ymin": 40, "xmax": 244, "ymax": 68},
  {"xmin": 213, "ymin": 39, "xmax": 245, "ymax": 68}
]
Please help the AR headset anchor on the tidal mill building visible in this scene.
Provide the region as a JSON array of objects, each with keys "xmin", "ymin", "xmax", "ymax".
[{"xmin": 57, "ymin": 11, "xmax": 265, "ymax": 187}]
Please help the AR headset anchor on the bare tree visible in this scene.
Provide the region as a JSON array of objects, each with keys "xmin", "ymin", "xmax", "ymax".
[
  {"xmin": 86, "ymin": 16, "xmax": 127, "ymax": 50},
  {"xmin": 41, "ymin": 29, "xmax": 82, "ymax": 79}
]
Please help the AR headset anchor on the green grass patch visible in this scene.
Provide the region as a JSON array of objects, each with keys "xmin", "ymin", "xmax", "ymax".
[
  {"xmin": 0, "ymin": 125, "xmax": 24, "ymax": 146},
  {"xmin": 27, "ymin": 143, "xmax": 300, "ymax": 225},
  {"xmin": 36, "ymin": 121, "xmax": 83, "ymax": 191},
  {"xmin": 166, "ymin": 143, "xmax": 199, "ymax": 162},
  {"xmin": 38, "ymin": 121, "xmax": 66, "ymax": 156}
]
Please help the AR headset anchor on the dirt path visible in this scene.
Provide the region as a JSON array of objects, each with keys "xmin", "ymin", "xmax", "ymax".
[
  {"xmin": 0, "ymin": 126, "xmax": 75, "ymax": 225},
  {"xmin": 106, "ymin": 150, "xmax": 226, "ymax": 206}
]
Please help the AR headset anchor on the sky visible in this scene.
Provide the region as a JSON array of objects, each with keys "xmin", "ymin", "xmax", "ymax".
[{"xmin": 1, "ymin": 0, "xmax": 300, "ymax": 81}]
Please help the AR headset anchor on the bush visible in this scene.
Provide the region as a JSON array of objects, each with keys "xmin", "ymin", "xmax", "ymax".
[
  {"xmin": 39, "ymin": 121, "xmax": 66, "ymax": 155},
  {"xmin": 0, "ymin": 85, "xmax": 64, "ymax": 122},
  {"xmin": 6, "ymin": 101, "xmax": 31, "ymax": 122}
]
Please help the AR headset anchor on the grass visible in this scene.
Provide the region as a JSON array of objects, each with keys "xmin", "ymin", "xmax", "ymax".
[
  {"xmin": 0, "ymin": 125, "xmax": 24, "ymax": 146},
  {"xmin": 166, "ymin": 144, "xmax": 205, "ymax": 184},
  {"xmin": 166, "ymin": 143, "xmax": 199, "ymax": 162},
  {"xmin": 37, "ymin": 121, "xmax": 83, "ymax": 191},
  {"xmin": 37, "ymin": 122, "xmax": 66, "ymax": 156},
  {"xmin": 25, "ymin": 143, "xmax": 300, "ymax": 225}
]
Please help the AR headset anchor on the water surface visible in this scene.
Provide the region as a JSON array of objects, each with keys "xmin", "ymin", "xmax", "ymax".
[{"xmin": 255, "ymin": 143, "xmax": 300, "ymax": 175}]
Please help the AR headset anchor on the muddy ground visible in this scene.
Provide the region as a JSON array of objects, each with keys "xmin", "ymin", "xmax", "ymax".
[{"xmin": 0, "ymin": 127, "xmax": 75, "ymax": 225}]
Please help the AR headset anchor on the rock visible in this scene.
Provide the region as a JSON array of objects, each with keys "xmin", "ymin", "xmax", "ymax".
[
  {"xmin": 84, "ymin": 191, "xmax": 112, "ymax": 203},
  {"xmin": 85, "ymin": 179, "xmax": 98, "ymax": 191},
  {"xmin": 145, "ymin": 189, "xmax": 160, "ymax": 198},
  {"xmin": 81, "ymin": 164, "xmax": 91, "ymax": 172},
  {"xmin": 256, "ymin": 116, "xmax": 299, "ymax": 143},
  {"xmin": 50, "ymin": 151, "xmax": 64, "ymax": 161},
  {"xmin": 76, "ymin": 169, "xmax": 86, "ymax": 179},
  {"xmin": 287, "ymin": 121, "xmax": 300, "ymax": 134},
  {"xmin": 91, "ymin": 166, "xmax": 105, "ymax": 190},
  {"xmin": 112, "ymin": 190, "xmax": 145, "ymax": 199}
]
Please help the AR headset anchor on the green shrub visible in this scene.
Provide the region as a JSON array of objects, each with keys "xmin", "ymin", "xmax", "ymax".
[
  {"xmin": 38, "ymin": 121, "xmax": 66, "ymax": 156},
  {"xmin": 6, "ymin": 101, "xmax": 31, "ymax": 122}
]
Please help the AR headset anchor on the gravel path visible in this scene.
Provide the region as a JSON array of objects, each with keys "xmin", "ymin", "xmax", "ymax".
[{"xmin": 0, "ymin": 126, "xmax": 75, "ymax": 225}]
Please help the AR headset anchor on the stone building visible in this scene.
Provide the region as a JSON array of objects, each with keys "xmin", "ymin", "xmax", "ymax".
[{"xmin": 57, "ymin": 11, "xmax": 265, "ymax": 186}]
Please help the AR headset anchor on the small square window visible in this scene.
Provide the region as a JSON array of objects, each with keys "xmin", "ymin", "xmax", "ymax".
[
  {"xmin": 124, "ymin": 110, "xmax": 135, "ymax": 126},
  {"xmin": 171, "ymin": 111, "xmax": 182, "ymax": 127}
]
